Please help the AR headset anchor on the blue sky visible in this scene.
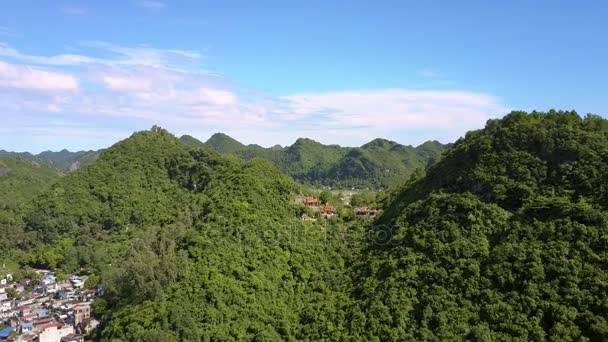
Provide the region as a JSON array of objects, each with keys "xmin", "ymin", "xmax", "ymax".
[{"xmin": 0, "ymin": 0, "xmax": 606, "ymax": 152}]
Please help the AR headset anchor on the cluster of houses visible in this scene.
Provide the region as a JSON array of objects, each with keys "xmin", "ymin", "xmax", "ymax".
[
  {"xmin": 297, "ymin": 196, "xmax": 380, "ymax": 221},
  {"xmin": 0, "ymin": 269, "xmax": 99, "ymax": 342},
  {"xmin": 301, "ymin": 197, "xmax": 337, "ymax": 220}
]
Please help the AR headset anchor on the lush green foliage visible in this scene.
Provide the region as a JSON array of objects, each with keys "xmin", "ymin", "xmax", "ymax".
[
  {"xmin": 6, "ymin": 127, "xmax": 362, "ymax": 341},
  {"xmin": 37, "ymin": 149, "xmax": 102, "ymax": 172},
  {"xmin": 0, "ymin": 149, "xmax": 101, "ymax": 173},
  {"xmin": 194, "ymin": 133, "xmax": 448, "ymax": 189},
  {"xmin": 3, "ymin": 111, "xmax": 608, "ymax": 341},
  {"xmin": 352, "ymin": 110, "xmax": 608, "ymax": 341},
  {"xmin": 199, "ymin": 132, "xmax": 246, "ymax": 153},
  {"xmin": 0, "ymin": 156, "xmax": 60, "ymax": 224},
  {"xmin": 350, "ymin": 190, "xmax": 378, "ymax": 207}
]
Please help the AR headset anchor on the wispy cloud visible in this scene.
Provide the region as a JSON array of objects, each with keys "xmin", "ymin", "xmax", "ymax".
[
  {"xmin": 0, "ymin": 41, "xmax": 202, "ymax": 71},
  {"xmin": 0, "ymin": 42, "xmax": 508, "ymax": 150},
  {"xmin": 278, "ymin": 89, "xmax": 506, "ymax": 145},
  {"xmin": 0, "ymin": 61, "xmax": 79, "ymax": 91}
]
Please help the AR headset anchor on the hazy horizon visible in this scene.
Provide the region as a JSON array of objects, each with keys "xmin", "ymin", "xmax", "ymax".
[{"xmin": 1, "ymin": 128, "xmax": 454, "ymax": 154}]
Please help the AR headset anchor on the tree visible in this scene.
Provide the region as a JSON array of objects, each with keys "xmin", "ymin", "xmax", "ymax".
[
  {"xmin": 319, "ymin": 190, "xmax": 332, "ymax": 204},
  {"xmin": 85, "ymin": 274, "xmax": 100, "ymax": 289},
  {"xmin": 350, "ymin": 191, "xmax": 376, "ymax": 207}
]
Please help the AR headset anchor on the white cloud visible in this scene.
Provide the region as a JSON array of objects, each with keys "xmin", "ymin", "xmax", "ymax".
[
  {"xmin": 0, "ymin": 61, "xmax": 78, "ymax": 91},
  {"xmin": 0, "ymin": 43, "xmax": 98, "ymax": 65},
  {"xmin": 83, "ymin": 41, "xmax": 202, "ymax": 69},
  {"xmin": 101, "ymin": 75, "xmax": 155, "ymax": 92},
  {"xmin": 0, "ymin": 41, "xmax": 202, "ymax": 71},
  {"xmin": 280, "ymin": 89, "xmax": 507, "ymax": 145},
  {"xmin": 174, "ymin": 88, "xmax": 237, "ymax": 106},
  {"xmin": 0, "ymin": 42, "xmax": 509, "ymax": 149}
]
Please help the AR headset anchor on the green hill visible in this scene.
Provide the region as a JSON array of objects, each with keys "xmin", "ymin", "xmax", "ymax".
[
  {"xmin": 37, "ymin": 149, "xmax": 101, "ymax": 172},
  {"xmin": 203, "ymin": 132, "xmax": 246, "ymax": 153},
  {"xmin": 350, "ymin": 110, "xmax": 608, "ymax": 341},
  {"xmin": 178, "ymin": 134, "xmax": 205, "ymax": 147},
  {"xmin": 20, "ymin": 126, "xmax": 356, "ymax": 341},
  {"xmin": 25, "ymin": 127, "xmax": 300, "ymax": 241},
  {"xmin": 0, "ymin": 156, "xmax": 60, "ymax": 224},
  {"xmin": 0, "ymin": 149, "xmax": 101, "ymax": 173},
  {"xmin": 194, "ymin": 134, "xmax": 449, "ymax": 189}
]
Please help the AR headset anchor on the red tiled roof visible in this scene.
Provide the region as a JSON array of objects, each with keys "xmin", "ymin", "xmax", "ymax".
[
  {"xmin": 320, "ymin": 205, "xmax": 336, "ymax": 214},
  {"xmin": 33, "ymin": 318, "xmax": 54, "ymax": 326},
  {"xmin": 40, "ymin": 323, "xmax": 64, "ymax": 330}
]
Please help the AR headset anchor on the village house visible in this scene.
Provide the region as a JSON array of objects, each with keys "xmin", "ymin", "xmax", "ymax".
[
  {"xmin": 19, "ymin": 319, "xmax": 33, "ymax": 333},
  {"xmin": 45, "ymin": 283, "xmax": 60, "ymax": 295},
  {"xmin": 33, "ymin": 318, "xmax": 55, "ymax": 333},
  {"xmin": 0, "ymin": 272, "xmax": 13, "ymax": 287},
  {"xmin": 68, "ymin": 276, "xmax": 85, "ymax": 290},
  {"xmin": 0, "ymin": 326, "xmax": 15, "ymax": 339},
  {"xmin": 17, "ymin": 333, "xmax": 36, "ymax": 341},
  {"xmin": 72, "ymin": 303, "xmax": 90, "ymax": 327},
  {"xmin": 78, "ymin": 290, "xmax": 96, "ymax": 302},
  {"xmin": 41, "ymin": 274, "xmax": 56, "ymax": 286},
  {"xmin": 354, "ymin": 207, "xmax": 379, "ymax": 216},
  {"xmin": 0, "ymin": 298, "xmax": 13, "ymax": 313},
  {"xmin": 61, "ymin": 334, "xmax": 84, "ymax": 342},
  {"xmin": 38, "ymin": 323, "xmax": 74, "ymax": 342},
  {"xmin": 303, "ymin": 197, "xmax": 319, "ymax": 207},
  {"xmin": 320, "ymin": 204, "xmax": 337, "ymax": 219}
]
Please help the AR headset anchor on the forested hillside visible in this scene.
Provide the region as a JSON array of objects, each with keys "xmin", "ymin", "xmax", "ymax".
[
  {"xmin": 0, "ymin": 149, "xmax": 101, "ymax": 173},
  {"xmin": 2, "ymin": 111, "xmax": 607, "ymax": 341},
  {"xmin": 7, "ymin": 126, "xmax": 361, "ymax": 341},
  {"xmin": 0, "ymin": 156, "xmax": 60, "ymax": 225},
  {"xmin": 181, "ymin": 133, "xmax": 449, "ymax": 189},
  {"xmin": 350, "ymin": 110, "xmax": 608, "ymax": 340}
]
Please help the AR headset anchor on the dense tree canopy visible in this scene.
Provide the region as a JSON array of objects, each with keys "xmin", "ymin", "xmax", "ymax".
[
  {"xmin": 0, "ymin": 156, "xmax": 60, "ymax": 224},
  {"xmin": 9, "ymin": 127, "xmax": 361, "ymax": 341},
  {"xmin": 186, "ymin": 133, "xmax": 449, "ymax": 189},
  {"xmin": 2, "ymin": 111, "xmax": 607, "ymax": 341},
  {"xmin": 352, "ymin": 110, "xmax": 608, "ymax": 341}
]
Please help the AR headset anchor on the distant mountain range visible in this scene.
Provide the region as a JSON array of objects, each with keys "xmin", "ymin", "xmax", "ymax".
[
  {"xmin": 0, "ymin": 149, "xmax": 102, "ymax": 173},
  {"xmin": 180, "ymin": 133, "xmax": 450, "ymax": 189},
  {"xmin": 1, "ymin": 133, "xmax": 449, "ymax": 189}
]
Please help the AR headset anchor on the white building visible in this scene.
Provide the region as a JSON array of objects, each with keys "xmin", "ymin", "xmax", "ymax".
[
  {"xmin": 0, "ymin": 298, "xmax": 13, "ymax": 312},
  {"xmin": 38, "ymin": 324, "xmax": 74, "ymax": 342}
]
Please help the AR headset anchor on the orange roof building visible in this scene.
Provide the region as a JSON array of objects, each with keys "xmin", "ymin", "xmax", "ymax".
[{"xmin": 303, "ymin": 197, "xmax": 319, "ymax": 206}]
